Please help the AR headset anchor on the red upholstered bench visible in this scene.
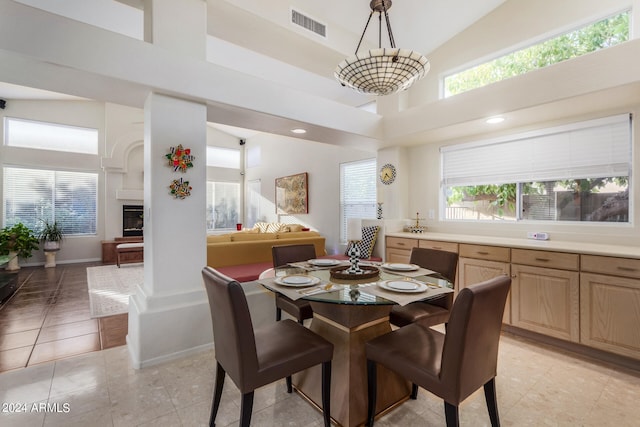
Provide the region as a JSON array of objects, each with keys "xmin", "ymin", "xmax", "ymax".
[{"xmin": 216, "ymin": 261, "xmax": 274, "ymax": 283}]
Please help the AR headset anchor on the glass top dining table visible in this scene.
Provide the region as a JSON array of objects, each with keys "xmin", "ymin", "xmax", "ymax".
[
  {"xmin": 258, "ymin": 263, "xmax": 454, "ymax": 427},
  {"xmin": 262, "ymin": 264, "xmax": 454, "ymax": 306}
]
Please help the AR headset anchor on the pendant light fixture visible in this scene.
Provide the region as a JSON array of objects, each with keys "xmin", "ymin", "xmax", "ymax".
[{"xmin": 335, "ymin": 0, "xmax": 430, "ymax": 96}]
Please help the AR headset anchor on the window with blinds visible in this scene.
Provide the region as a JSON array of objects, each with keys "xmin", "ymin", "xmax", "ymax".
[
  {"xmin": 340, "ymin": 159, "xmax": 376, "ymax": 242},
  {"xmin": 3, "ymin": 167, "xmax": 98, "ymax": 234},
  {"xmin": 441, "ymin": 114, "xmax": 631, "ymax": 222}
]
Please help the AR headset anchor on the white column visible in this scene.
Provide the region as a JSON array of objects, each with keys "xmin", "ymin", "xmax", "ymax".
[
  {"xmin": 128, "ymin": 92, "xmax": 210, "ymax": 368},
  {"xmin": 128, "ymin": 0, "xmax": 211, "ymax": 368}
]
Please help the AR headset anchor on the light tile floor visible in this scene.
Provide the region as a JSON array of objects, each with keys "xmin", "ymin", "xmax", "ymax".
[{"xmin": 1, "ymin": 330, "xmax": 639, "ymax": 426}]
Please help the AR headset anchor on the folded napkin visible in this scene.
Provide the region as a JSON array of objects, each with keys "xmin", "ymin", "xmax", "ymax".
[{"xmin": 360, "ymin": 280, "xmax": 453, "ymax": 306}]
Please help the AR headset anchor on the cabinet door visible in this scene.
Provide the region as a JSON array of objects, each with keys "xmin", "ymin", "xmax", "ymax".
[
  {"xmin": 458, "ymin": 257, "xmax": 511, "ymax": 323},
  {"xmin": 385, "ymin": 247, "xmax": 411, "ymax": 264},
  {"xmin": 580, "ymin": 272, "xmax": 640, "ymax": 360},
  {"xmin": 511, "ymin": 264, "xmax": 579, "ymax": 342}
]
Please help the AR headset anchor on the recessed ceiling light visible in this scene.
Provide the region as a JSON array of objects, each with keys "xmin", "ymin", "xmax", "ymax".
[
  {"xmin": 486, "ymin": 116, "xmax": 505, "ymax": 124},
  {"xmin": 291, "ymin": 128, "xmax": 307, "ymax": 134}
]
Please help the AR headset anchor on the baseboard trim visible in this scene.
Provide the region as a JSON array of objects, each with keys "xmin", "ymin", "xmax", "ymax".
[{"xmin": 502, "ymin": 325, "xmax": 640, "ymax": 373}]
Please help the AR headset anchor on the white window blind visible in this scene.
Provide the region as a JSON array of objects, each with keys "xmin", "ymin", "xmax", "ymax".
[
  {"xmin": 340, "ymin": 159, "xmax": 376, "ymax": 242},
  {"xmin": 3, "ymin": 167, "xmax": 98, "ymax": 235},
  {"xmin": 5, "ymin": 117, "xmax": 98, "ymax": 155},
  {"xmin": 441, "ymin": 114, "xmax": 631, "ymax": 186}
]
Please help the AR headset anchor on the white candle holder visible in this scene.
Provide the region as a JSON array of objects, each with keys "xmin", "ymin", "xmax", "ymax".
[{"xmin": 345, "ymin": 240, "xmax": 363, "ymax": 274}]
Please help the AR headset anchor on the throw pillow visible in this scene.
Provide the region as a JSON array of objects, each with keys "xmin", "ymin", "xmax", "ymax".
[{"xmin": 344, "ymin": 225, "xmax": 379, "ymax": 259}]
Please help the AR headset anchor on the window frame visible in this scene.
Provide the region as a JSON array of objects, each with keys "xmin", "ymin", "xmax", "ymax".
[
  {"xmin": 4, "ymin": 117, "xmax": 99, "ymax": 155},
  {"xmin": 441, "ymin": 9, "xmax": 630, "ymax": 99}
]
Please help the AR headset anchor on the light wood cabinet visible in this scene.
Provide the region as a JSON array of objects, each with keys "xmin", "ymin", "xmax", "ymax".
[
  {"xmin": 580, "ymin": 255, "xmax": 640, "ymax": 360},
  {"xmin": 511, "ymin": 249, "xmax": 580, "ymax": 341},
  {"xmin": 458, "ymin": 244, "xmax": 511, "ymax": 323},
  {"xmin": 418, "ymin": 239, "xmax": 458, "ymax": 253},
  {"xmin": 385, "ymin": 236, "xmax": 418, "ymax": 263}
]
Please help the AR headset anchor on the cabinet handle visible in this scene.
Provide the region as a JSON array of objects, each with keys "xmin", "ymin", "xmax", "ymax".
[
  {"xmin": 397, "ymin": 242, "xmax": 405, "ymax": 246},
  {"xmin": 432, "ymin": 246, "xmax": 442, "ymax": 250},
  {"xmin": 477, "ymin": 251, "xmax": 489, "ymax": 255},
  {"xmin": 617, "ymin": 266, "xmax": 638, "ymax": 272},
  {"xmin": 534, "ymin": 257, "xmax": 550, "ymax": 262}
]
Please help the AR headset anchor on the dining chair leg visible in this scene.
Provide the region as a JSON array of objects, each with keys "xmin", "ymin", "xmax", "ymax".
[
  {"xmin": 276, "ymin": 307, "xmax": 282, "ymax": 321},
  {"xmin": 239, "ymin": 391, "xmax": 254, "ymax": 427},
  {"xmin": 484, "ymin": 378, "xmax": 500, "ymax": 427},
  {"xmin": 286, "ymin": 376, "xmax": 293, "ymax": 393},
  {"xmin": 366, "ymin": 359, "xmax": 377, "ymax": 427},
  {"xmin": 444, "ymin": 401, "xmax": 460, "ymax": 427},
  {"xmin": 210, "ymin": 362, "xmax": 226, "ymax": 426},
  {"xmin": 321, "ymin": 361, "xmax": 332, "ymax": 427},
  {"xmin": 410, "ymin": 383, "xmax": 419, "ymax": 399}
]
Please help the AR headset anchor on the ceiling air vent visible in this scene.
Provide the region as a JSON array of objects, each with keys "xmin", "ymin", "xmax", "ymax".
[{"xmin": 291, "ymin": 9, "xmax": 326, "ymax": 38}]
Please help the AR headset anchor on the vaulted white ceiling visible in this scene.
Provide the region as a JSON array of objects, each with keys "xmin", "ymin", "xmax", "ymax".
[{"xmin": 0, "ymin": 0, "xmax": 505, "ymax": 112}]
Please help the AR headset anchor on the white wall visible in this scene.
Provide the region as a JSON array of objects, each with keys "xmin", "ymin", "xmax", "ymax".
[{"xmin": 243, "ymin": 133, "xmax": 375, "ymax": 255}]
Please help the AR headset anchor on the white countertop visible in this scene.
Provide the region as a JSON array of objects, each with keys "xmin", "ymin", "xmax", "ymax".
[{"xmin": 385, "ymin": 232, "xmax": 640, "ymax": 259}]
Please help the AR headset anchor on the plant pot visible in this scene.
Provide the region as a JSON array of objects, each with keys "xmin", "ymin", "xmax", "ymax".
[
  {"xmin": 43, "ymin": 241, "xmax": 60, "ymax": 251},
  {"xmin": 6, "ymin": 251, "xmax": 19, "ymax": 271}
]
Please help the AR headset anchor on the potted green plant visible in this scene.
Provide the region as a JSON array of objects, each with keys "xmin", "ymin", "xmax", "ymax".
[
  {"xmin": 0, "ymin": 223, "xmax": 40, "ymax": 271},
  {"xmin": 38, "ymin": 220, "xmax": 64, "ymax": 251}
]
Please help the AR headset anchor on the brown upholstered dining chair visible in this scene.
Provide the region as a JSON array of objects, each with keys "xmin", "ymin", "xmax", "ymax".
[
  {"xmin": 366, "ymin": 275, "xmax": 511, "ymax": 427},
  {"xmin": 202, "ymin": 266, "xmax": 333, "ymax": 427},
  {"xmin": 389, "ymin": 247, "xmax": 459, "ymax": 328},
  {"xmin": 272, "ymin": 244, "xmax": 317, "ymax": 324}
]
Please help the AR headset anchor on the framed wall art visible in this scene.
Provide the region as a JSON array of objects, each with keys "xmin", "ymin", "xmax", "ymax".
[{"xmin": 275, "ymin": 172, "xmax": 308, "ymax": 214}]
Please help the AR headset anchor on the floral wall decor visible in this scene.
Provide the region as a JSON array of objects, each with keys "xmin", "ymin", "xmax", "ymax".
[
  {"xmin": 169, "ymin": 178, "xmax": 192, "ymax": 199},
  {"xmin": 165, "ymin": 144, "xmax": 194, "ymax": 173}
]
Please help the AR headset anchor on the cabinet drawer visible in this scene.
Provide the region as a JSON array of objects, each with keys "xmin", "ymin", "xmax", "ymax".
[
  {"xmin": 459, "ymin": 244, "xmax": 509, "ymax": 262},
  {"xmin": 581, "ymin": 255, "xmax": 640, "ymax": 279},
  {"xmin": 418, "ymin": 240, "xmax": 458, "ymax": 253},
  {"xmin": 386, "ymin": 236, "xmax": 418, "ymax": 250},
  {"xmin": 511, "ymin": 249, "xmax": 579, "ymax": 271}
]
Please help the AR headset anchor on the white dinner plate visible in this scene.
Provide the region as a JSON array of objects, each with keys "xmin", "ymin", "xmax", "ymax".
[
  {"xmin": 378, "ymin": 279, "xmax": 428, "ymax": 293},
  {"xmin": 274, "ymin": 275, "xmax": 320, "ymax": 287},
  {"xmin": 308, "ymin": 258, "xmax": 341, "ymax": 267},
  {"xmin": 381, "ymin": 263, "xmax": 420, "ymax": 271}
]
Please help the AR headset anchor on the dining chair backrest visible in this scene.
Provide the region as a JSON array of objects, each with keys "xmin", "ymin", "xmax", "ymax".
[
  {"xmin": 272, "ymin": 244, "xmax": 317, "ymax": 268},
  {"xmin": 440, "ymin": 275, "xmax": 511, "ymax": 403},
  {"xmin": 202, "ymin": 266, "xmax": 259, "ymax": 392},
  {"xmin": 409, "ymin": 247, "xmax": 459, "ymax": 283}
]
